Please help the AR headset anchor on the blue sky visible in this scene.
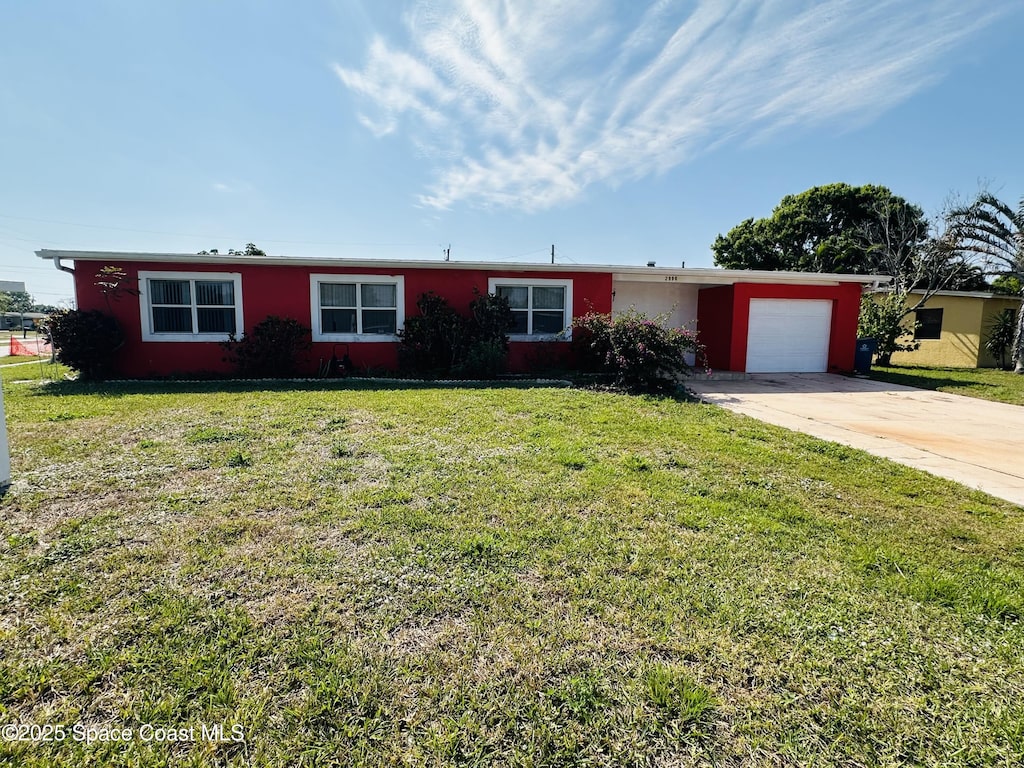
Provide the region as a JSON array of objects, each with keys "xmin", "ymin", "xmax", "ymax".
[{"xmin": 2, "ymin": 0, "xmax": 1022, "ymax": 307}]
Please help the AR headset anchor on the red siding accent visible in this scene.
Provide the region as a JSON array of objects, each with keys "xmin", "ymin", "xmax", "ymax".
[
  {"xmin": 73, "ymin": 261, "xmax": 611, "ymax": 377},
  {"xmin": 729, "ymin": 282, "xmax": 863, "ymax": 372},
  {"xmin": 695, "ymin": 285, "xmax": 734, "ymax": 371},
  {"xmin": 696, "ymin": 282, "xmax": 862, "ymax": 372}
]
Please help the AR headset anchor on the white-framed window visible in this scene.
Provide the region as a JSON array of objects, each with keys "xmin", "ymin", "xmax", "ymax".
[
  {"xmin": 310, "ymin": 274, "xmax": 405, "ymax": 342},
  {"xmin": 139, "ymin": 271, "xmax": 243, "ymax": 342},
  {"xmin": 488, "ymin": 277, "xmax": 573, "ymax": 340}
]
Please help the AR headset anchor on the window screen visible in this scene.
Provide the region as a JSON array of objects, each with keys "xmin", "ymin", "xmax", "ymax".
[
  {"xmin": 317, "ymin": 280, "xmax": 398, "ymax": 336},
  {"xmin": 147, "ymin": 276, "xmax": 238, "ymax": 336},
  {"xmin": 495, "ymin": 284, "xmax": 568, "ymax": 336}
]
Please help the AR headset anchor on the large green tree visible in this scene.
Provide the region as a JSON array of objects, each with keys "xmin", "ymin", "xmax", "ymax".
[
  {"xmin": 946, "ymin": 192, "xmax": 1024, "ymax": 373},
  {"xmin": 198, "ymin": 243, "xmax": 266, "ymax": 256},
  {"xmin": 713, "ymin": 183, "xmax": 975, "ymax": 365},
  {"xmin": 712, "ymin": 183, "xmax": 930, "ymax": 273},
  {"xmin": 3, "ymin": 291, "xmax": 33, "ymax": 314},
  {"xmin": 0, "ymin": 290, "xmax": 34, "ymax": 328}
]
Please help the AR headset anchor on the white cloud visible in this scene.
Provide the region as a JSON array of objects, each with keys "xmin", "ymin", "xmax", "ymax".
[{"xmin": 334, "ymin": 0, "xmax": 1009, "ymax": 211}]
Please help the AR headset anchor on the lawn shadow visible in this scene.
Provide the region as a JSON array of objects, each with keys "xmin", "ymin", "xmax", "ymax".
[
  {"xmin": 30, "ymin": 376, "xmax": 578, "ymax": 399},
  {"xmin": 871, "ymin": 368, "xmax": 1000, "ymax": 394}
]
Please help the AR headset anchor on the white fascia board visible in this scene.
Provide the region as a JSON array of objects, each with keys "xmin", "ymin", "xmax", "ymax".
[
  {"xmin": 612, "ymin": 269, "xmax": 890, "ymax": 286},
  {"xmin": 35, "ymin": 249, "xmax": 890, "ymax": 286},
  {"xmin": 37, "ymin": 249, "xmax": 608, "ymax": 272}
]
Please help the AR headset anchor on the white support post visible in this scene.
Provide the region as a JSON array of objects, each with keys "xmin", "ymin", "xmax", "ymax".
[{"xmin": 0, "ymin": 379, "xmax": 10, "ymax": 489}]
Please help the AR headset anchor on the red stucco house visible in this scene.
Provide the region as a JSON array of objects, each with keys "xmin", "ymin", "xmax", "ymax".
[{"xmin": 37, "ymin": 250, "xmax": 884, "ymax": 378}]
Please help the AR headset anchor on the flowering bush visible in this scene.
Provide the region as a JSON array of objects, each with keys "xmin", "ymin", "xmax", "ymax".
[{"xmin": 574, "ymin": 308, "xmax": 705, "ymax": 392}]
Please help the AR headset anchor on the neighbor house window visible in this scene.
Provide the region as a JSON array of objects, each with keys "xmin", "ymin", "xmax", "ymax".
[
  {"xmin": 139, "ymin": 271, "xmax": 243, "ymax": 342},
  {"xmin": 310, "ymin": 274, "xmax": 404, "ymax": 341},
  {"xmin": 914, "ymin": 308, "xmax": 943, "ymax": 340},
  {"xmin": 487, "ymin": 278, "xmax": 573, "ymax": 339}
]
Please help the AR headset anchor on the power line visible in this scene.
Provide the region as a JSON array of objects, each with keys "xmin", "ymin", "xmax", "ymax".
[
  {"xmin": 551, "ymin": 245, "xmax": 581, "ymax": 265},
  {"xmin": 0, "ymin": 264, "xmax": 72, "ymax": 272},
  {"xmin": 448, "ymin": 244, "xmax": 552, "ymax": 261},
  {"xmin": 0, "ymin": 235, "xmax": 65, "ymax": 246},
  {"xmin": 0, "ymin": 214, "xmax": 437, "ymax": 250},
  {"xmin": 0, "ymin": 213, "xmax": 252, "ymax": 240},
  {"xmin": 513, "ymin": 247, "xmax": 551, "ymax": 259},
  {"xmin": 0, "ymin": 214, "xmax": 580, "ymax": 266}
]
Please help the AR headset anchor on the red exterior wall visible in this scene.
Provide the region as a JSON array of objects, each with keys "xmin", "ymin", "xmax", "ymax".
[
  {"xmin": 695, "ymin": 282, "xmax": 862, "ymax": 372},
  {"xmin": 73, "ymin": 259, "xmax": 864, "ymax": 378},
  {"xmin": 72, "ymin": 261, "xmax": 612, "ymax": 377},
  {"xmin": 695, "ymin": 285, "xmax": 734, "ymax": 371}
]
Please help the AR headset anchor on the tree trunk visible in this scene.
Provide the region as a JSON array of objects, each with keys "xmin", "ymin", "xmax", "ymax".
[{"xmin": 1014, "ymin": 305, "xmax": 1024, "ymax": 374}]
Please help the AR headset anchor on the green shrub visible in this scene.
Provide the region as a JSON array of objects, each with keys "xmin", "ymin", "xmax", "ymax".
[
  {"xmin": 985, "ymin": 308, "xmax": 1018, "ymax": 370},
  {"xmin": 467, "ymin": 291, "xmax": 513, "ymax": 351},
  {"xmin": 398, "ymin": 290, "xmax": 513, "ymax": 378},
  {"xmin": 453, "ymin": 339, "xmax": 507, "ymax": 379},
  {"xmin": 42, "ymin": 308, "xmax": 124, "ymax": 380},
  {"xmin": 397, "ymin": 293, "xmax": 466, "ymax": 377},
  {"xmin": 574, "ymin": 308, "xmax": 705, "ymax": 392},
  {"xmin": 221, "ymin": 316, "xmax": 311, "ymax": 378}
]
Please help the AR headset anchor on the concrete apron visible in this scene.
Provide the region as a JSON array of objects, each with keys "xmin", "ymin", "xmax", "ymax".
[{"xmin": 687, "ymin": 373, "xmax": 1024, "ymax": 508}]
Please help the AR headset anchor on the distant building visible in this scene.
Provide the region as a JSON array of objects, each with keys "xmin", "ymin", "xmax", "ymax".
[
  {"xmin": 1, "ymin": 312, "xmax": 47, "ymax": 331},
  {"xmin": 885, "ymin": 291, "xmax": 1023, "ymax": 368}
]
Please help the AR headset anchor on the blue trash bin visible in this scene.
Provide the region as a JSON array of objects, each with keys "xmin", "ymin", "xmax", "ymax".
[{"xmin": 854, "ymin": 338, "xmax": 877, "ymax": 374}]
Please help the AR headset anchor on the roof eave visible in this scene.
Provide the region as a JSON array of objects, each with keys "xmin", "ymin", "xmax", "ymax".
[{"xmin": 35, "ymin": 249, "xmax": 890, "ymax": 286}]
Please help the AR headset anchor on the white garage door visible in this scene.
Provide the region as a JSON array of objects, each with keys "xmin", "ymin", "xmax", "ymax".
[{"xmin": 746, "ymin": 299, "xmax": 832, "ymax": 373}]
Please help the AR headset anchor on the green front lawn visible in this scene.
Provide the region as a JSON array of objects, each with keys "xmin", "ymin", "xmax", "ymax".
[
  {"xmin": 0, "ymin": 355, "xmax": 49, "ymax": 367},
  {"xmin": 871, "ymin": 364, "xmax": 1024, "ymax": 406},
  {"xmin": 1, "ymin": 365, "xmax": 1022, "ymax": 766}
]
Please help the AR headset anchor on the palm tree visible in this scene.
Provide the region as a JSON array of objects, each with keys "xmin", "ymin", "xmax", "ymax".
[{"xmin": 947, "ymin": 192, "xmax": 1024, "ymax": 373}]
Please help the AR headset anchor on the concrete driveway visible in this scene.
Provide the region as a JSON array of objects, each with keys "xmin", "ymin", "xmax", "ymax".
[{"xmin": 687, "ymin": 373, "xmax": 1024, "ymax": 507}]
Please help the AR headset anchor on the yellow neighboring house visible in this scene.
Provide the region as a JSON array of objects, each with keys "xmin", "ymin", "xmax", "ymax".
[{"xmin": 887, "ymin": 290, "xmax": 1022, "ymax": 368}]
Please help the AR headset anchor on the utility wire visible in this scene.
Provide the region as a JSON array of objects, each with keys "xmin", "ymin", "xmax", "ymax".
[
  {"xmin": 0, "ymin": 214, "xmax": 438, "ymax": 250},
  {"xmin": 0, "ymin": 214, "xmax": 578, "ymax": 268},
  {"xmin": 0, "ymin": 264, "xmax": 73, "ymax": 272}
]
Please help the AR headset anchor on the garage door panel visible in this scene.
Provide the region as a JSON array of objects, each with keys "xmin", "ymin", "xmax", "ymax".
[{"xmin": 746, "ymin": 299, "xmax": 832, "ymax": 373}]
